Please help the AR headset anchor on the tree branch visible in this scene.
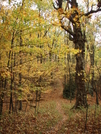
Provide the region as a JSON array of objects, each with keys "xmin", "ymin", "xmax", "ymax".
[
  {"xmin": 53, "ymin": 0, "xmax": 75, "ymax": 36},
  {"xmin": 53, "ymin": 2, "xmax": 59, "ymax": 10},
  {"xmin": 85, "ymin": 8, "xmax": 101, "ymax": 16},
  {"xmin": 61, "ymin": 24, "xmax": 74, "ymax": 36}
]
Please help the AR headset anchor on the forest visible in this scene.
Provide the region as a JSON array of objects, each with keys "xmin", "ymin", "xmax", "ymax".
[{"xmin": 0, "ymin": 0, "xmax": 101, "ymax": 133}]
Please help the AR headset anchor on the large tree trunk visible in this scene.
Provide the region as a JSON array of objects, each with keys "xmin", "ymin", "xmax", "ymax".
[
  {"xmin": 54, "ymin": 0, "xmax": 88, "ymax": 108},
  {"xmin": 71, "ymin": 0, "xmax": 87, "ymax": 108},
  {"xmin": 73, "ymin": 27, "xmax": 87, "ymax": 108}
]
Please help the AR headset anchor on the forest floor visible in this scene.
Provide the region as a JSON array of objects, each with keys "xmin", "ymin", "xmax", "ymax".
[{"xmin": 0, "ymin": 79, "xmax": 101, "ymax": 134}]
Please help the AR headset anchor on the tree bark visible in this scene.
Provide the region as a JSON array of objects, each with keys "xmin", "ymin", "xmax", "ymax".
[
  {"xmin": 70, "ymin": 0, "xmax": 87, "ymax": 108},
  {"xmin": 73, "ymin": 27, "xmax": 87, "ymax": 108}
]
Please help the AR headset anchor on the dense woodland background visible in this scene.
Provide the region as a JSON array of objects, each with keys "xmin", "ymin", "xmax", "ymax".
[{"xmin": 0, "ymin": 0, "xmax": 101, "ymax": 133}]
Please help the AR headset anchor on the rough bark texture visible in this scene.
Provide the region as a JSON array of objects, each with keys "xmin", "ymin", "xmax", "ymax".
[
  {"xmin": 74, "ymin": 28, "xmax": 87, "ymax": 108},
  {"xmin": 54, "ymin": 0, "xmax": 88, "ymax": 108},
  {"xmin": 70, "ymin": 0, "xmax": 87, "ymax": 108}
]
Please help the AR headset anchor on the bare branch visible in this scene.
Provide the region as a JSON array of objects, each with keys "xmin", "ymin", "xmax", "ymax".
[
  {"xmin": 53, "ymin": 2, "xmax": 59, "ymax": 10},
  {"xmin": 53, "ymin": 0, "xmax": 62, "ymax": 10},
  {"xmin": 66, "ymin": 0, "xmax": 72, "ymax": 5},
  {"xmin": 61, "ymin": 24, "xmax": 74, "ymax": 36},
  {"xmin": 85, "ymin": 8, "xmax": 101, "ymax": 16}
]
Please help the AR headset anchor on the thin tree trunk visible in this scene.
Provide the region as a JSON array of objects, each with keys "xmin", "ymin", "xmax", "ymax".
[
  {"xmin": 19, "ymin": 31, "xmax": 22, "ymax": 111},
  {"xmin": 0, "ymin": 78, "xmax": 6, "ymax": 116},
  {"xmin": 0, "ymin": 97, "xmax": 3, "ymax": 117},
  {"xmin": 9, "ymin": 31, "xmax": 14, "ymax": 113},
  {"xmin": 0, "ymin": 54, "xmax": 4, "ymax": 116},
  {"xmin": 90, "ymin": 42, "xmax": 99, "ymax": 105},
  {"xmin": 68, "ymin": 53, "xmax": 72, "ymax": 102},
  {"xmin": 9, "ymin": 54, "xmax": 14, "ymax": 113},
  {"xmin": 0, "ymin": 80, "xmax": 4, "ymax": 116},
  {"xmin": 90, "ymin": 40, "xmax": 94, "ymax": 95}
]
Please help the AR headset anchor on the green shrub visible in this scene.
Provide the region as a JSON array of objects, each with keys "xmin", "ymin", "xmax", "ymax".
[{"xmin": 63, "ymin": 80, "xmax": 76, "ymax": 99}]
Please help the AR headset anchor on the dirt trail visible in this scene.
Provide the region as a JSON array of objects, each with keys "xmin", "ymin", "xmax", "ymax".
[
  {"xmin": 45, "ymin": 100, "xmax": 68, "ymax": 134},
  {"xmin": 44, "ymin": 79, "xmax": 68, "ymax": 134}
]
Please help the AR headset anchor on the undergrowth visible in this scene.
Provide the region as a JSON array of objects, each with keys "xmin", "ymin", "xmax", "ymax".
[
  {"xmin": 0, "ymin": 101, "xmax": 101, "ymax": 134},
  {"xmin": 0, "ymin": 101, "xmax": 62, "ymax": 134},
  {"xmin": 60, "ymin": 104, "xmax": 101, "ymax": 134}
]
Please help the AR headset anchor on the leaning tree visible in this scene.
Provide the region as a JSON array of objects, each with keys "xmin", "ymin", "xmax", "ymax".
[{"xmin": 53, "ymin": 0, "xmax": 101, "ymax": 108}]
